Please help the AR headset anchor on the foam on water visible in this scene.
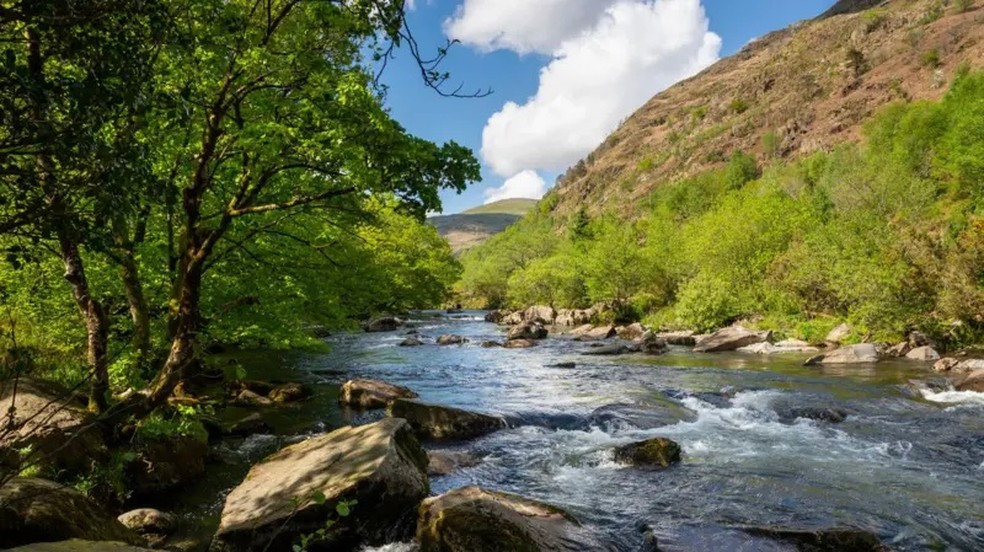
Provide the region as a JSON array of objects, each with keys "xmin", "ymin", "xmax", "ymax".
[{"xmin": 919, "ymin": 388, "xmax": 984, "ymax": 406}]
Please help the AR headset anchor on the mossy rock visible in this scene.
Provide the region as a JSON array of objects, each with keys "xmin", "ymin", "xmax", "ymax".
[{"xmin": 613, "ymin": 437, "xmax": 682, "ymax": 468}]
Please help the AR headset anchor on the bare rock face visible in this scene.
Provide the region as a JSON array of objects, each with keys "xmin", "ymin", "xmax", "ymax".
[
  {"xmin": 693, "ymin": 326, "xmax": 770, "ymax": 353},
  {"xmin": 212, "ymin": 418, "xmax": 429, "ymax": 552},
  {"xmin": 340, "ymin": 379, "xmax": 419, "ymax": 409},
  {"xmin": 387, "ymin": 399, "xmax": 505, "ymax": 441},
  {"xmin": 416, "ymin": 486, "xmax": 610, "ymax": 552},
  {"xmin": 613, "ymin": 437, "xmax": 682, "ymax": 468},
  {"xmin": 806, "ymin": 343, "xmax": 880, "ymax": 365},
  {"xmin": 0, "ymin": 379, "xmax": 107, "ymax": 475},
  {"xmin": 0, "ymin": 478, "xmax": 142, "ymax": 548}
]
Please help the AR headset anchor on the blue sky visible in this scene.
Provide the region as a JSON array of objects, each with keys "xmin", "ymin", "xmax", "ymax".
[{"xmin": 379, "ymin": 0, "xmax": 835, "ymax": 214}]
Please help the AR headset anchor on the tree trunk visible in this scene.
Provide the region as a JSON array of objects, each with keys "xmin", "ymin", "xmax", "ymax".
[{"xmin": 113, "ymin": 217, "xmax": 152, "ymax": 374}]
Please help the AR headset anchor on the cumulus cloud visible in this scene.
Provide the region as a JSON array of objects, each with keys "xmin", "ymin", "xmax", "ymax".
[
  {"xmin": 483, "ymin": 170, "xmax": 547, "ymax": 204},
  {"xmin": 445, "ymin": 0, "xmax": 619, "ymax": 55},
  {"xmin": 469, "ymin": 0, "xmax": 722, "ymax": 178}
]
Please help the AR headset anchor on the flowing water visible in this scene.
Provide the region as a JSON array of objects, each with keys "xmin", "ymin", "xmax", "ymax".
[{"xmin": 168, "ymin": 312, "xmax": 984, "ymax": 551}]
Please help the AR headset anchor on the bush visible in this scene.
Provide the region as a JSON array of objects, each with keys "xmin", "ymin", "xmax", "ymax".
[{"xmin": 674, "ymin": 273, "xmax": 742, "ymax": 332}]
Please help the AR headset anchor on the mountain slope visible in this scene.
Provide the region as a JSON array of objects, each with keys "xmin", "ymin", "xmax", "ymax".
[
  {"xmin": 545, "ymin": 0, "xmax": 984, "ymax": 219},
  {"xmin": 430, "ymin": 198, "xmax": 538, "ymax": 253}
]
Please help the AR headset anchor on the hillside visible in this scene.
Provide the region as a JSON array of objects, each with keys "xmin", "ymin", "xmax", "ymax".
[
  {"xmin": 544, "ymin": 0, "xmax": 984, "ymax": 219},
  {"xmin": 430, "ymin": 198, "xmax": 537, "ymax": 253}
]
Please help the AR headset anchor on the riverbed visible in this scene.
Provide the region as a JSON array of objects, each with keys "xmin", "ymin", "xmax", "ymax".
[{"xmin": 166, "ymin": 311, "xmax": 984, "ymax": 551}]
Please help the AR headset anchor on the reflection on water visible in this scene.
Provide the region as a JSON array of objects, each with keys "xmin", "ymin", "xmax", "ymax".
[{"xmin": 168, "ymin": 311, "xmax": 984, "ymax": 551}]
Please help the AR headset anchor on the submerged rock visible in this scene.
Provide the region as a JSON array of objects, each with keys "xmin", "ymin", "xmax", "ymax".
[
  {"xmin": 416, "ymin": 486, "xmax": 610, "ymax": 552},
  {"xmin": 693, "ymin": 326, "xmax": 769, "ymax": 353},
  {"xmin": 437, "ymin": 334, "xmax": 467, "ymax": 346},
  {"xmin": 399, "ymin": 337, "xmax": 424, "ymax": 347},
  {"xmin": 589, "ymin": 401, "xmax": 696, "ymax": 431},
  {"xmin": 268, "ymin": 382, "xmax": 312, "ymax": 403},
  {"xmin": 212, "ymin": 418, "xmax": 428, "ymax": 552},
  {"xmin": 582, "ymin": 344, "xmax": 636, "ymax": 356},
  {"xmin": 613, "ymin": 437, "xmax": 682, "ymax": 468},
  {"xmin": 339, "ymin": 378, "xmax": 418, "ymax": 409},
  {"xmin": 805, "ymin": 343, "xmax": 880, "ymax": 365},
  {"xmin": 742, "ymin": 526, "xmax": 889, "ymax": 551},
  {"xmin": 784, "ymin": 407, "xmax": 848, "ymax": 424},
  {"xmin": 427, "ymin": 450, "xmax": 482, "ymax": 476},
  {"xmin": 503, "ymin": 338, "xmax": 537, "ymax": 349},
  {"xmin": 0, "ymin": 478, "xmax": 142, "ymax": 548},
  {"xmin": 480, "ymin": 340, "xmax": 503, "ymax": 348},
  {"xmin": 388, "ymin": 399, "xmax": 505, "ymax": 440},
  {"xmin": 547, "ymin": 362, "xmax": 577, "ymax": 369},
  {"xmin": 227, "ymin": 413, "xmax": 271, "ymax": 436}
]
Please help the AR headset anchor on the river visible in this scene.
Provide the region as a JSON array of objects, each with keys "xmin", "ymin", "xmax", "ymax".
[{"xmin": 166, "ymin": 311, "xmax": 984, "ymax": 551}]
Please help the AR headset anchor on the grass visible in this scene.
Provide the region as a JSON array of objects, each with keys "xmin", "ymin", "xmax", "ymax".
[{"xmin": 461, "ymin": 198, "xmax": 538, "ymax": 216}]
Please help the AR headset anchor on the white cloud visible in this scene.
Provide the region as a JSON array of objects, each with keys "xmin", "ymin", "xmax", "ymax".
[
  {"xmin": 445, "ymin": 0, "xmax": 619, "ymax": 55},
  {"xmin": 483, "ymin": 170, "xmax": 547, "ymax": 204},
  {"xmin": 473, "ymin": 0, "xmax": 721, "ymax": 178}
]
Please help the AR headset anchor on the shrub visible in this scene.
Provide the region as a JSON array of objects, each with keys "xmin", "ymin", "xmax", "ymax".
[
  {"xmin": 730, "ymin": 98, "xmax": 749, "ymax": 114},
  {"xmin": 953, "ymin": 0, "xmax": 974, "ymax": 12},
  {"xmin": 674, "ymin": 273, "xmax": 743, "ymax": 333},
  {"xmin": 922, "ymin": 48, "xmax": 941, "ymax": 68}
]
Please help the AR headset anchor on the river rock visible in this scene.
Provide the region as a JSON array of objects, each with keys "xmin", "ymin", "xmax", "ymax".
[
  {"xmin": 0, "ymin": 379, "xmax": 107, "ymax": 475},
  {"xmin": 742, "ymin": 526, "xmax": 889, "ymax": 551},
  {"xmin": 547, "ymin": 362, "xmax": 577, "ymax": 369},
  {"xmin": 617, "ymin": 323, "xmax": 647, "ymax": 341},
  {"xmin": 555, "ymin": 309, "xmax": 592, "ymax": 327},
  {"xmin": 524, "ymin": 305, "xmax": 557, "ymax": 325},
  {"xmin": 503, "ymin": 338, "xmax": 537, "ymax": 349},
  {"xmin": 387, "ymin": 399, "xmax": 505, "ymax": 440},
  {"xmin": 694, "ymin": 326, "xmax": 770, "ymax": 353},
  {"xmin": 613, "ymin": 437, "xmax": 682, "ymax": 468},
  {"xmin": 825, "ymin": 323, "xmax": 852, "ymax": 344},
  {"xmin": 427, "ymin": 450, "xmax": 482, "ymax": 476},
  {"xmin": 582, "ymin": 344, "xmax": 635, "ymax": 356},
  {"xmin": 0, "ymin": 478, "xmax": 142, "ymax": 547},
  {"xmin": 739, "ymin": 341, "xmax": 820, "ymax": 355},
  {"xmin": 905, "ymin": 346, "xmax": 940, "ymax": 362},
  {"xmin": 956, "ymin": 369, "xmax": 984, "ymax": 393},
  {"xmin": 364, "ymin": 316, "xmax": 401, "ymax": 332},
  {"xmin": 5, "ymin": 541, "xmax": 156, "ymax": 552},
  {"xmin": 589, "ymin": 401, "xmax": 696, "ymax": 431},
  {"xmin": 227, "ymin": 413, "xmax": 271, "ymax": 436},
  {"xmin": 507, "ymin": 322, "xmax": 548, "ymax": 340},
  {"xmin": 339, "ymin": 379, "xmax": 418, "ymax": 409},
  {"xmin": 934, "ymin": 357, "xmax": 984, "ymax": 374},
  {"xmin": 127, "ymin": 434, "xmax": 207, "ymax": 495},
  {"xmin": 573, "ymin": 324, "xmax": 617, "ymax": 340},
  {"xmin": 784, "ymin": 407, "xmax": 848, "ymax": 424},
  {"xmin": 212, "ymin": 418, "xmax": 428, "ymax": 552},
  {"xmin": 233, "ymin": 389, "xmax": 272, "ymax": 407},
  {"xmin": 117, "ymin": 508, "xmax": 175, "ymax": 542},
  {"xmin": 806, "ymin": 343, "xmax": 880, "ymax": 365},
  {"xmin": 484, "ymin": 310, "xmax": 509, "ymax": 323},
  {"xmin": 908, "ymin": 331, "xmax": 935, "ymax": 348},
  {"xmin": 658, "ymin": 330, "xmax": 697, "ymax": 346},
  {"xmin": 437, "ymin": 334, "xmax": 467, "ymax": 346},
  {"xmin": 399, "ymin": 337, "xmax": 424, "ymax": 347},
  {"xmin": 480, "ymin": 340, "xmax": 502, "ymax": 348},
  {"xmin": 269, "ymin": 382, "xmax": 311, "ymax": 403},
  {"xmin": 885, "ymin": 341, "xmax": 911, "ymax": 358},
  {"xmin": 502, "ymin": 311, "xmax": 524, "ymax": 325},
  {"xmin": 416, "ymin": 486, "xmax": 609, "ymax": 552}
]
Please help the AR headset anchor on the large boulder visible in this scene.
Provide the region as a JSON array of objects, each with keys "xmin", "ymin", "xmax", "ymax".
[
  {"xmin": 416, "ymin": 486, "xmax": 609, "ymax": 552},
  {"xmin": 483, "ymin": 310, "xmax": 510, "ymax": 324},
  {"xmin": 364, "ymin": 317, "xmax": 401, "ymax": 333},
  {"xmin": 387, "ymin": 399, "xmax": 505, "ymax": 441},
  {"xmin": 905, "ymin": 346, "xmax": 940, "ymax": 362},
  {"xmin": 5, "ymin": 541, "xmax": 155, "ymax": 552},
  {"xmin": 933, "ymin": 357, "xmax": 984, "ymax": 373},
  {"xmin": 127, "ymin": 434, "xmax": 207, "ymax": 495},
  {"xmin": 805, "ymin": 343, "xmax": 880, "ymax": 365},
  {"xmin": 616, "ymin": 323, "xmax": 647, "ymax": 341},
  {"xmin": 502, "ymin": 311, "xmax": 524, "ymax": 325},
  {"xmin": 340, "ymin": 379, "xmax": 418, "ymax": 409},
  {"xmin": 956, "ymin": 369, "xmax": 984, "ymax": 393},
  {"xmin": 117, "ymin": 509, "xmax": 175, "ymax": 547},
  {"xmin": 658, "ymin": 330, "xmax": 697, "ymax": 346},
  {"xmin": 742, "ymin": 527, "xmax": 889, "ymax": 552},
  {"xmin": 636, "ymin": 331, "xmax": 668, "ymax": 355},
  {"xmin": 0, "ymin": 379, "xmax": 107, "ymax": 475},
  {"xmin": 693, "ymin": 326, "xmax": 770, "ymax": 353},
  {"xmin": 572, "ymin": 325, "xmax": 617, "ymax": 340},
  {"xmin": 0, "ymin": 478, "xmax": 142, "ymax": 548},
  {"xmin": 524, "ymin": 305, "xmax": 557, "ymax": 325},
  {"xmin": 613, "ymin": 437, "xmax": 682, "ymax": 468},
  {"xmin": 507, "ymin": 322, "xmax": 548, "ymax": 341},
  {"xmin": 437, "ymin": 335, "xmax": 467, "ymax": 346},
  {"xmin": 212, "ymin": 418, "xmax": 429, "ymax": 552}
]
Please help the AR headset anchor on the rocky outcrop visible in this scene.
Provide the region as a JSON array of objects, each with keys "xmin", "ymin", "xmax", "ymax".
[
  {"xmin": 339, "ymin": 379, "xmax": 419, "ymax": 409},
  {"xmin": 805, "ymin": 343, "xmax": 880, "ymax": 365},
  {"xmin": 503, "ymin": 339, "xmax": 537, "ymax": 349},
  {"xmin": 128, "ymin": 435, "xmax": 207, "ymax": 495},
  {"xmin": 693, "ymin": 326, "xmax": 770, "ymax": 353},
  {"xmin": 742, "ymin": 527, "xmax": 889, "ymax": 551},
  {"xmin": 905, "ymin": 346, "xmax": 940, "ymax": 362},
  {"xmin": 0, "ymin": 478, "xmax": 142, "ymax": 548},
  {"xmin": 507, "ymin": 322, "xmax": 548, "ymax": 341},
  {"xmin": 523, "ymin": 305, "xmax": 557, "ymax": 325},
  {"xmin": 364, "ymin": 317, "xmax": 401, "ymax": 332},
  {"xmin": 5, "ymin": 541, "xmax": 155, "ymax": 552},
  {"xmin": 416, "ymin": 486, "xmax": 609, "ymax": 552},
  {"xmin": 956, "ymin": 369, "xmax": 984, "ymax": 393},
  {"xmin": 613, "ymin": 437, "xmax": 682, "ymax": 468},
  {"xmin": 212, "ymin": 418, "xmax": 428, "ymax": 552},
  {"xmin": 427, "ymin": 450, "xmax": 482, "ymax": 476},
  {"xmin": 0, "ymin": 379, "xmax": 107, "ymax": 475},
  {"xmin": 387, "ymin": 399, "xmax": 505, "ymax": 441},
  {"xmin": 437, "ymin": 335, "xmax": 467, "ymax": 346}
]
